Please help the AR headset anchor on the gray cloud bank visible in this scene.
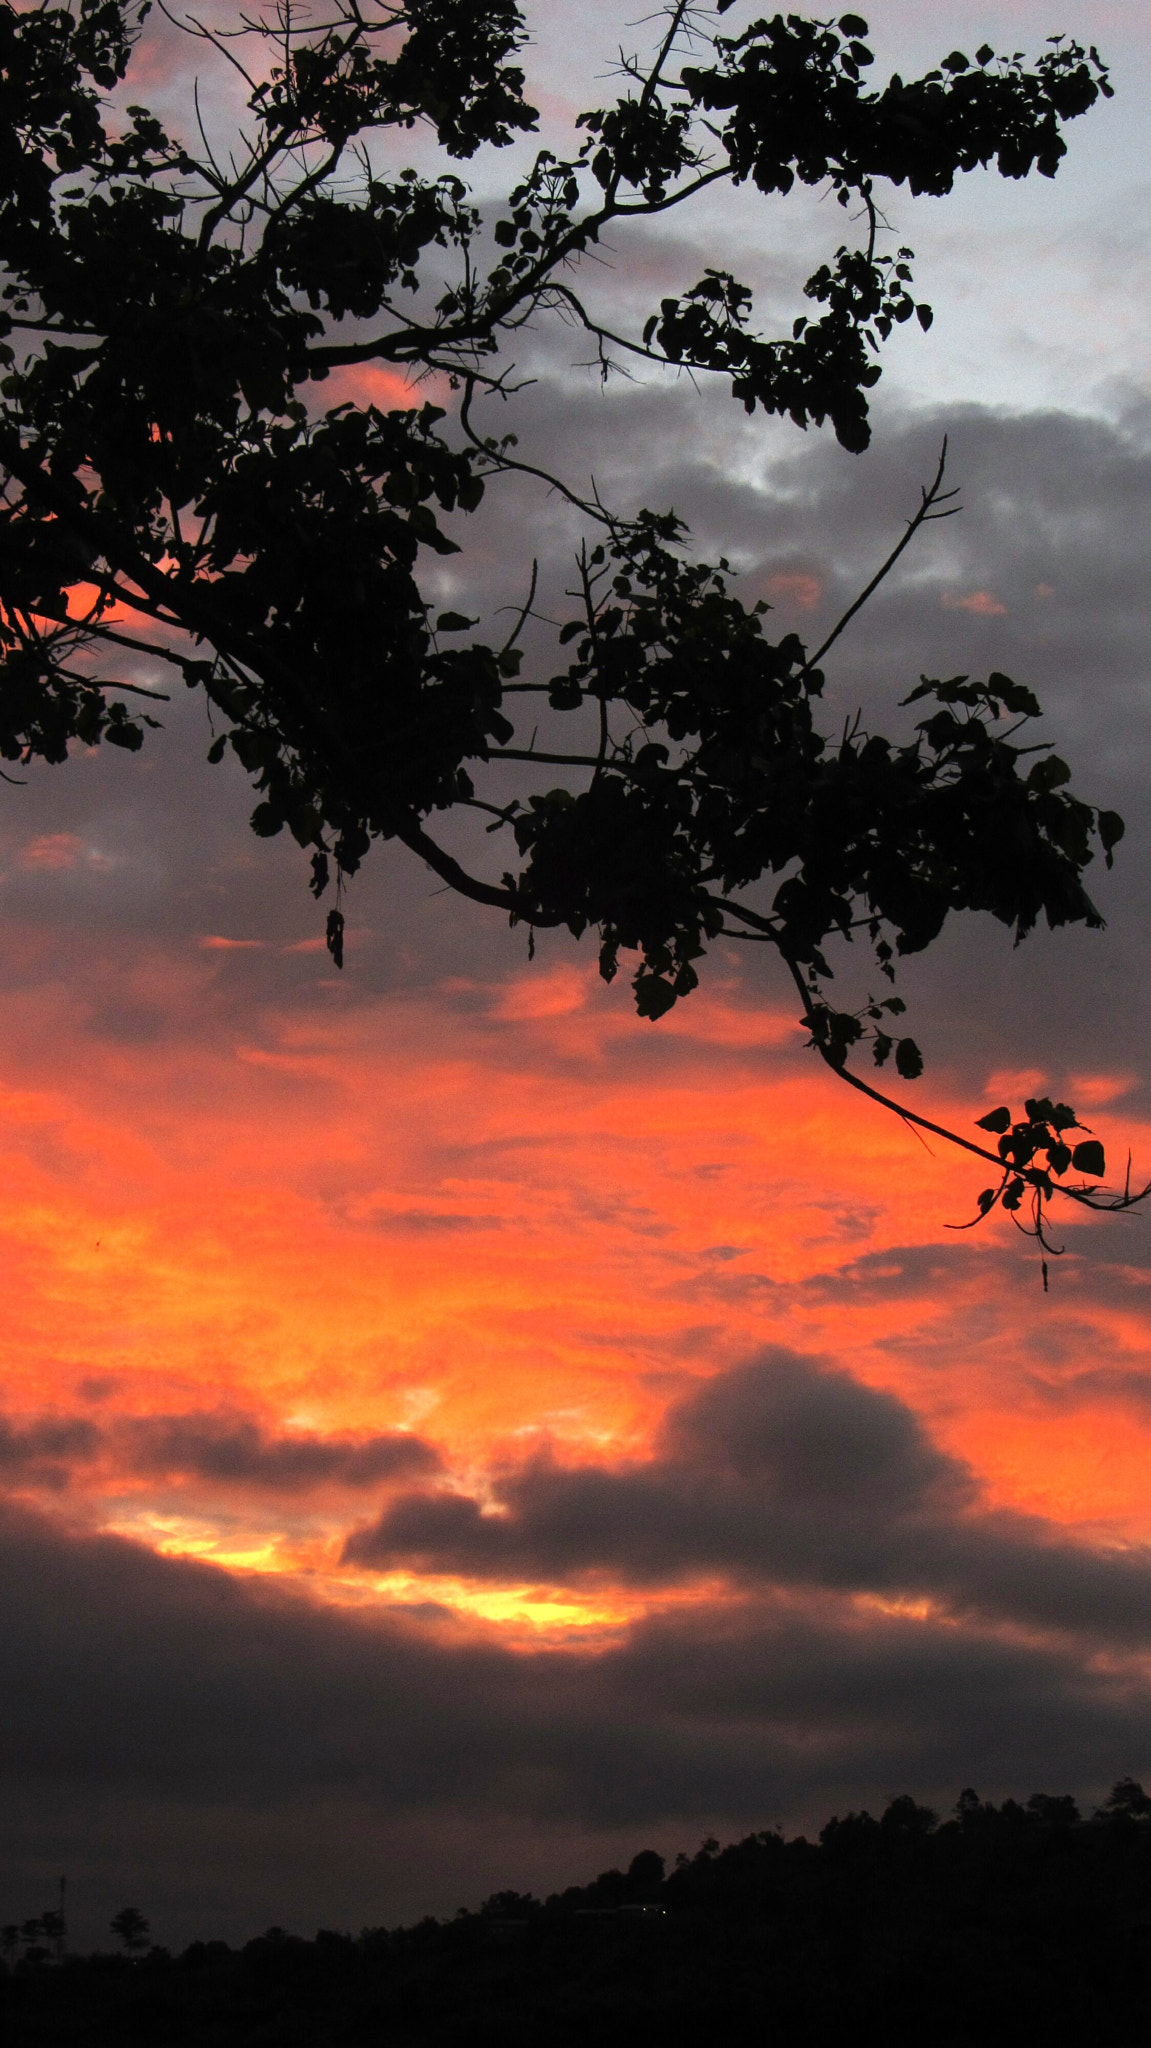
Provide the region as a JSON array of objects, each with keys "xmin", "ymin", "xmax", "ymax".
[{"xmin": 4, "ymin": 1352, "xmax": 1151, "ymax": 1942}]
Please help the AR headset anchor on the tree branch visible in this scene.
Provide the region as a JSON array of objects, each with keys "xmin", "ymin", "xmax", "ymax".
[{"xmin": 799, "ymin": 440, "xmax": 960, "ymax": 680}]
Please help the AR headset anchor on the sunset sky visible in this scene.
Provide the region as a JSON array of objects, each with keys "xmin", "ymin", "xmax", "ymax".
[{"xmin": 4, "ymin": 0, "xmax": 1151, "ymax": 1949}]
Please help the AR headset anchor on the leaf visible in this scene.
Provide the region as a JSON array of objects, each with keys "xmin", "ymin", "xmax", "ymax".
[
  {"xmin": 1027, "ymin": 754, "xmax": 1072, "ymax": 792},
  {"xmin": 633, "ymin": 971, "xmax": 678, "ymax": 1020},
  {"xmin": 1071, "ymin": 1140, "xmax": 1105, "ymax": 1178},
  {"xmin": 916, "ymin": 303, "xmax": 933, "ymax": 331},
  {"xmin": 250, "ymin": 801, "xmax": 283, "ymax": 837},
  {"xmin": 1098, "ymin": 809, "xmax": 1124, "ymax": 866},
  {"xmin": 895, "ymin": 1037, "xmax": 923, "ymax": 1080},
  {"xmin": 987, "ymin": 672, "xmax": 1041, "ymax": 717},
  {"xmin": 976, "ymin": 1106, "xmax": 1011, "ymax": 1134},
  {"xmin": 436, "ymin": 612, "xmax": 478, "ymax": 632},
  {"xmin": 325, "ymin": 907, "xmax": 345, "ymax": 971},
  {"xmin": 548, "ymin": 678, "xmax": 584, "ymax": 710},
  {"xmin": 104, "ymin": 722, "xmax": 144, "ymax": 751}
]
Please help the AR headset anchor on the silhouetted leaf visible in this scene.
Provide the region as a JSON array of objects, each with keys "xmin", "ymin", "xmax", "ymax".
[
  {"xmin": 1099, "ymin": 809, "xmax": 1124, "ymax": 866},
  {"xmin": 895, "ymin": 1038, "xmax": 923, "ymax": 1080},
  {"xmin": 976, "ymin": 1107, "xmax": 1012, "ymax": 1134},
  {"xmin": 1072, "ymin": 1140, "xmax": 1105, "ymax": 1177}
]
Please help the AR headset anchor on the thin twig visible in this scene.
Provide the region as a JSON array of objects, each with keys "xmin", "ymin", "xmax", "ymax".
[{"xmin": 798, "ymin": 440, "xmax": 959, "ymax": 681}]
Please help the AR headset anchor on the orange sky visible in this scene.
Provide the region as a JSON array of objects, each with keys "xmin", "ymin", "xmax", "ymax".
[
  {"xmin": 3, "ymin": 886, "xmax": 1149, "ymax": 1639},
  {"xmin": 4, "ymin": 0, "xmax": 1150, "ymax": 1654}
]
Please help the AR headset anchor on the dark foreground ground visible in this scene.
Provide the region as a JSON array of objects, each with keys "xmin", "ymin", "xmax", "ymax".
[{"xmin": 7, "ymin": 1785, "xmax": 1151, "ymax": 2046}]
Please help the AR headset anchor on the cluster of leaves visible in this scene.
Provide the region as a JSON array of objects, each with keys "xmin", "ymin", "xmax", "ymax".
[
  {"xmin": 0, "ymin": 0, "xmax": 1134, "ymax": 1240},
  {"xmin": 974, "ymin": 1096, "xmax": 1105, "ymax": 1213},
  {"xmin": 685, "ymin": 12, "xmax": 1110, "ymax": 196},
  {"xmin": 648, "ymin": 245, "xmax": 932, "ymax": 452},
  {"xmin": 510, "ymin": 525, "xmax": 1122, "ymax": 1047},
  {"xmin": 918, "ymin": 1091, "xmax": 1133, "ymax": 1286}
]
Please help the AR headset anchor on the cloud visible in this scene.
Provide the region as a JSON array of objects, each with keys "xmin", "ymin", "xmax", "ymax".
[
  {"xmin": 344, "ymin": 1350, "xmax": 1151, "ymax": 1651},
  {"xmin": 0, "ymin": 1407, "xmax": 441, "ymax": 1498},
  {"xmin": 345, "ymin": 1350, "xmax": 965, "ymax": 1586},
  {"xmin": 17, "ymin": 833, "xmax": 86, "ymax": 872},
  {"xmin": 0, "ymin": 1415, "xmax": 101, "ymax": 1491},
  {"xmin": 119, "ymin": 1412, "xmax": 443, "ymax": 1493},
  {"xmin": 764, "ymin": 569, "xmax": 823, "ymax": 611},
  {"xmin": 941, "ymin": 589, "xmax": 1009, "ymax": 616}
]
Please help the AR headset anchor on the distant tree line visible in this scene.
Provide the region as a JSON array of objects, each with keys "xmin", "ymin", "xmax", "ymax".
[
  {"xmin": 1, "ymin": 1901, "xmax": 148, "ymax": 1970},
  {"xmin": 5, "ymin": 1783, "xmax": 1151, "ymax": 2042}
]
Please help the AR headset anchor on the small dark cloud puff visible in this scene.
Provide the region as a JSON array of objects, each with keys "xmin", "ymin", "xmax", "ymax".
[
  {"xmin": 0, "ymin": 1416, "xmax": 102, "ymax": 1492},
  {"xmin": 343, "ymin": 1349, "xmax": 1151, "ymax": 1651}
]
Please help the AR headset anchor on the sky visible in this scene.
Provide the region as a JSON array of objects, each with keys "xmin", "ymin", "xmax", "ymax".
[{"xmin": 4, "ymin": 0, "xmax": 1151, "ymax": 1949}]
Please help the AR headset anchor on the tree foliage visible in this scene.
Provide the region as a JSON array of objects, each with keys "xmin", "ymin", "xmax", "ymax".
[
  {"xmin": 109, "ymin": 1906, "xmax": 150, "ymax": 1955},
  {"xmin": 0, "ymin": 0, "xmax": 1139, "ymax": 1251}
]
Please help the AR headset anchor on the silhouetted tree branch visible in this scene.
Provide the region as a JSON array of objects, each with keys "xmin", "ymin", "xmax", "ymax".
[{"xmin": 0, "ymin": 0, "xmax": 1137, "ymax": 1251}]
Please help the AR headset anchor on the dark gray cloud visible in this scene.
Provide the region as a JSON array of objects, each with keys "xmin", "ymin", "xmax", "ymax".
[
  {"xmin": 2, "ymin": 1491, "xmax": 1150, "ymax": 1944},
  {"xmin": 0, "ymin": 1407, "xmax": 440, "ymax": 1496},
  {"xmin": 0, "ymin": 1415, "xmax": 101, "ymax": 1492},
  {"xmin": 119, "ymin": 1411, "xmax": 442, "ymax": 1492},
  {"xmin": 345, "ymin": 1350, "xmax": 1151, "ymax": 1650}
]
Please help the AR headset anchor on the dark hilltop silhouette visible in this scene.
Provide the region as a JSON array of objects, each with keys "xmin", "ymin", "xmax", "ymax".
[{"xmin": 6, "ymin": 1781, "xmax": 1151, "ymax": 2044}]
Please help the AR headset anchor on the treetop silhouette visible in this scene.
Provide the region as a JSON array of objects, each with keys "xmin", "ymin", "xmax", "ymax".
[{"xmin": 0, "ymin": 0, "xmax": 1141, "ymax": 1253}]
